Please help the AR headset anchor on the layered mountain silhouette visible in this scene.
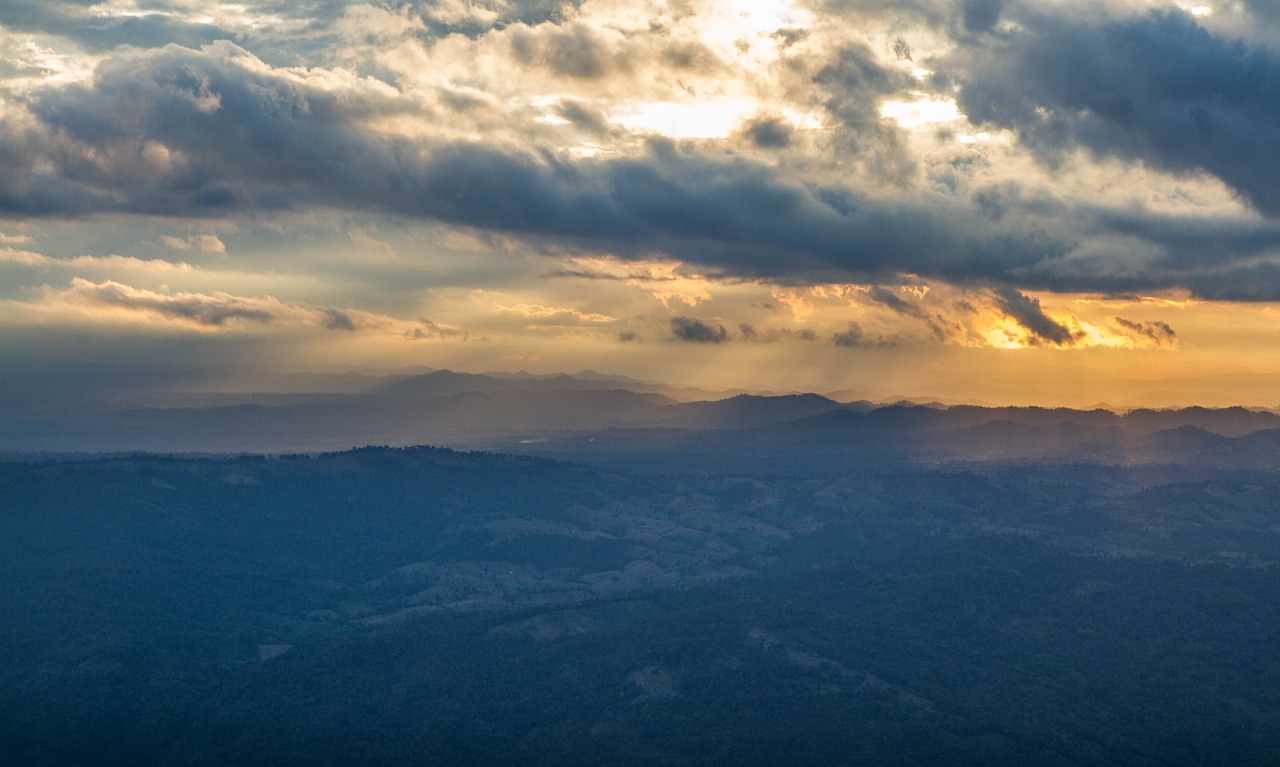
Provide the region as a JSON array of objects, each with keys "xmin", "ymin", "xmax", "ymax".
[{"xmin": 6, "ymin": 367, "xmax": 1280, "ymax": 468}]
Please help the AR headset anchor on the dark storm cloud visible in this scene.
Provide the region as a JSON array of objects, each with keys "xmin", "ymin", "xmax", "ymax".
[
  {"xmin": 0, "ymin": 66, "xmax": 1224, "ymax": 292},
  {"xmin": 950, "ymin": 8, "xmax": 1280, "ymax": 216},
  {"xmin": 6, "ymin": 35, "xmax": 1280, "ymax": 298},
  {"xmin": 3, "ymin": 42, "xmax": 408, "ymax": 217},
  {"xmin": 670, "ymin": 316, "xmax": 727, "ymax": 343},
  {"xmin": 1029, "ymin": 210, "xmax": 1280, "ymax": 299},
  {"xmin": 990, "ymin": 287, "xmax": 1079, "ymax": 346},
  {"xmin": 1154, "ymin": 261, "xmax": 1280, "ymax": 302},
  {"xmin": 0, "ymin": 38, "xmax": 1017, "ymax": 280}
]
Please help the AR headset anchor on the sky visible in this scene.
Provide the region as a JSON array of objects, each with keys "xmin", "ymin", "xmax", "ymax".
[{"xmin": 3, "ymin": 0, "xmax": 1280, "ymax": 406}]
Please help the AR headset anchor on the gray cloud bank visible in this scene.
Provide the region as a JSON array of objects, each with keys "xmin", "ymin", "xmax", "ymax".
[
  {"xmin": 951, "ymin": 8, "xmax": 1280, "ymax": 216},
  {"xmin": 3, "ymin": 3, "xmax": 1280, "ymax": 298}
]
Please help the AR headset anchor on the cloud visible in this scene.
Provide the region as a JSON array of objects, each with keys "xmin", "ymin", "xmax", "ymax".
[
  {"xmin": 548, "ymin": 256, "xmax": 717, "ymax": 309},
  {"xmin": 0, "ymin": 248, "xmax": 195, "ymax": 272},
  {"xmin": 337, "ymin": 4, "xmax": 426, "ymax": 42},
  {"xmin": 22, "ymin": 277, "xmax": 416, "ymax": 334},
  {"xmin": 0, "ymin": 247, "xmax": 197, "ymax": 274},
  {"xmin": 0, "ymin": 1, "xmax": 239, "ymax": 51},
  {"xmin": 65, "ymin": 254, "xmax": 196, "ymax": 272},
  {"xmin": 670, "ymin": 315, "xmax": 727, "ymax": 343},
  {"xmin": 321, "ymin": 308, "xmax": 357, "ymax": 331},
  {"xmin": 422, "ymin": 0, "xmax": 573, "ymax": 33},
  {"xmin": 831, "ymin": 321, "xmax": 900, "ymax": 348},
  {"xmin": 494, "ymin": 302, "xmax": 616, "ymax": 324},
  {"xmin": 1114, "ymin": 316, "xmax": 1177, "ymax": 347},
  {"xmin": 809, "ymin": 41, "xmax": 915, "ymax": 180},
  {"xmin": 990, "ymin": 287, "xmax": 1080, "ymax": 346},
  {"xmin": 961, "ymin": 0, "xmax": 1005, "ymax": 34},
  {"xmin": 864, "ymin": 285, "xmax": 959, "ymax": 342},
  {"xmin": 832, "ymin": 324, "xmax": 864, "ymax": 348},
  {"xmin": 742, "ymin": 115, "xmax": 793, "ymax": 149},
  {"xmin": 0, "ymin": 245, "xmax": 50, "ymax": 265},
  {"xmin": 735, "ymin": 322, "xmax": 821, "ymax": 343},
  {"xmin": 508, "ymin": 22, "xmax": 623, "ymax": 80},
  {"xmin": 5, "ymin": 3, "xmax": 1280, "ymax": 304},
  {"xmin": 950, "ymin": 8, "xmax": 1280, "ymax": 216},
  {"xmin": 2, "ymin": 40, "xmax": 411, "ymax": 217},
  {"xmin": 553, "ymin": 100, "xmax": 612, "ymax": 137},
  {"xmin": 548, "ymin": 256, "xmax": 686, "ymax": 283},
  {"xmin": 60, "ymin": 278, "xmax": 277, "ymax": 327},
  {"xmin": 162, "ymin": 234, "xmax": 226, "ymax": 253},
  {"xmin": 9, "ymin": 55, "xmax": 1227, "ymax": 300},
  {"xmin": 346, "ymin": 226, "xmax": 394, "ymax": 256},
  {"xmin": 406, "ymin": 319, "xmax": 471, "ymax": 341},
  {"xmin": 865, "ymin": 285, "xmax": 918, "ymax": 316}
]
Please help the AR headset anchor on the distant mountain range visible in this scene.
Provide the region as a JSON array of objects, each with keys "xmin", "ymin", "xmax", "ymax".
[{"xmin": 6, "ymin": 367, "xmax": 1280, "ymax": 465}]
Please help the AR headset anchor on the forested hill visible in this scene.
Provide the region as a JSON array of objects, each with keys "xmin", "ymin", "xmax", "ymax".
[{"xmin": 2, "ymin": 446, "xmax": 1279, "ymax": 765}]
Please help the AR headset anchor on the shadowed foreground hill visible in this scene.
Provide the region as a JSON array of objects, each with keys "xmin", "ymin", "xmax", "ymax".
[{"xmin": 2, "ymin": 446, "xmax": 1279, "ymax": 765}]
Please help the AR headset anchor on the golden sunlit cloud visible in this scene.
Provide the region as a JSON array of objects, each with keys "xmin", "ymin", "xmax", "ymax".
[
  {"xmin": 981, "ymin": 319, "xmax": 1030, "ymax": 350},
  {"xmin": 771, "ymin": 288, "xmax": 819, "ymax": 321},
  {"xmin": 5, "ymin": 278, "xmax": 449, "ymax": 338},
  {"xmin": 0, "ymin": 246, "xmax": 51, "ymax": 265},
  {"xmin": 494, "ymin": 303, "xmax": 618, "ymax": 324},
  {"xmin": 553, "ymin": 255, "xmax": 718, "ymax": 309},
  {"xmin": 613, "ymin": 97, "xmax": 761, "ymax": 140},
  {"xmin": 0, "ymin": 249, "xmax": 196, "ymax": 273},
  {"xmin": 161, "ymin": 234, "xmax": 226, "ymax": 253},
  {"xmin": 879, "ymin": 97, "xmax": 963, "ymax": 129}
]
